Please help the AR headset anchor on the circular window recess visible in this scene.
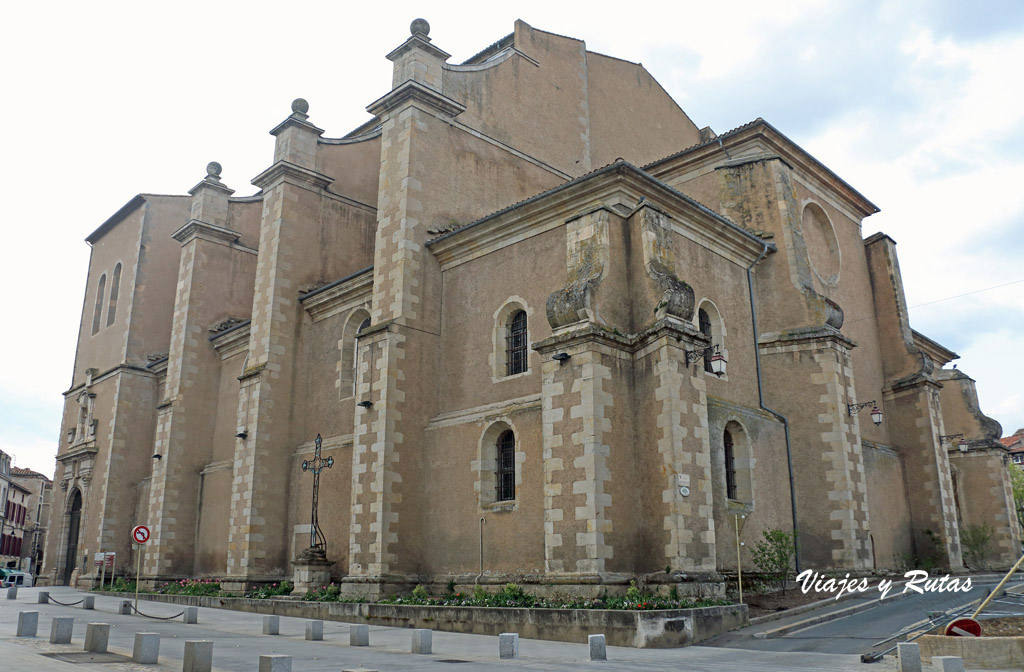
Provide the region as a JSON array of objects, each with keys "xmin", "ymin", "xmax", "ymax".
[{"xmin": 802, "ymin": 202, "xmax": 841, "ymax": 286}]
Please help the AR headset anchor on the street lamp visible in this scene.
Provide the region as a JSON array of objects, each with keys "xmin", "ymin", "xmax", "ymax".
[{"xmin": 847, "ymin": 400, "xmax": 883, "ymax": 426}]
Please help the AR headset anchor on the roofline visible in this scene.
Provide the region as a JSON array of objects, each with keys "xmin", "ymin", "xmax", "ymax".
[
  {"xmin": 644, "ymin": 118, "xmax": 880, "ymax": 218},
  {"xmin": 85, "ymin": 194, "xmax": 189, "ymax": 245},
  {"xmin": 428, "ymin": 160, "xmax": 770, "ymax": 253}
]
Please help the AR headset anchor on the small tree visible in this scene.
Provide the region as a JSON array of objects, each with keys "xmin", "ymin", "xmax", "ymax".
[
  {"xmin": 751, "ymin": 529, "xmax": 796, "ymax": 593},
  {"xmin": 960, "ymin": 523, "xmax": 994, "ymax": 570},
  {"xmin": 1009, "ymin": 465, "xmax": 1024, "ymax": 534}
]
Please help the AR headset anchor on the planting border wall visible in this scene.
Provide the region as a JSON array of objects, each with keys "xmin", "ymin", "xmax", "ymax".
[{"xmin": 103, "ymin": 592, "xmax": 747, "ymax": 648}]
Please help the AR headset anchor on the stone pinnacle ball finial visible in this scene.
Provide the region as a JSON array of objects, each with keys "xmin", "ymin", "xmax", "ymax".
[
  {"xmin": 291, "ymin": 98, "xmax": 309, "ymax": 115},
  {"xmin": 206, "ymin": 161, "xmax": 222, "ymax": 179},
  {"xmin": 410, "ymin": 18, "xmax": 429, "ymax": 37}
]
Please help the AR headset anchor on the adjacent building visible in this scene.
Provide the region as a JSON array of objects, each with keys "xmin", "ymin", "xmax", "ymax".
[
  {"xmin": 46, "ymin": 20, "xmax": 1018, "ymax": 593},
  {"xmin": 11, "ymin": 467, "xmax": 52, "ymax": 576}
]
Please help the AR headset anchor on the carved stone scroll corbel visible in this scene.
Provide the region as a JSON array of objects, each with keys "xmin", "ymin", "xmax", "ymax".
[{"xmin": 640, "ymin": 207, "xmax": 695, "ymax": 322}]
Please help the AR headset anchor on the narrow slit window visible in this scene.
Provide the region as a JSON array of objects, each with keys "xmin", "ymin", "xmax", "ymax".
[
  {"xmin": 506, "ymin": 310, "xmax": 528, "ymax": 376},
  {"xmin": 698, "ymin": 308, "xmax": 712, "ymax": 373},
  {"xmin": 496, "ymin": 430, "xmax": 516, "ymax": 501},
  {"xmin": 724, "ymin": 429, "xmax": 737, "ymax": 500},
  {"xmin": 106, "ymin": 263, "xmax": 121, "ymax": 327},
  {"xmin": 91, "ymin": 274, "xmax": 107, "ymax": 335}
]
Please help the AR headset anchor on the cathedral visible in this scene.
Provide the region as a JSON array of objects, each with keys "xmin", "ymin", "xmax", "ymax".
[{"xmin": 45, "ymin": 20, "xmax": 1018, "ymax": 595}]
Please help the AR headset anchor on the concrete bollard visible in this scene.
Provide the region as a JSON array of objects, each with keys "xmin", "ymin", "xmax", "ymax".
[
  {"xmin": 183, "ymin": 606, "xmax": 198, "ymax": 624},
  {"xmin": 934, "ymin": 657, "xmax": 965, "ymax": 672},
  {"xmin": 498, "ymin": 632, "xmax": 519, "ymax": 659},
  {"xmin": 411, "ymin": 628, "xmax": 432, "ymax": 654},
  {"xmin": 6, "ymin": 585, "xmax": 17, "ymax": 600},
  {"xmin": 897, "ymin": 642, "xmax": 922, "ymax": 672},
  {"xmin": 50, "ymin": 617, "xmax": 74, "ymax": 644},
  {"xmin": 133, "ymin": 632, "xmax": 160, "ymax": 664},
  {"xmin": 84, "ymin": 623, "xmax": 111, "ymax": 653},
  {"xmin": 258, "ymin": 654, "xmax": 292, "ymax": 672},
  {"xmin": 182, "ymin": 640, "xmax": 213, "ymax": 672},
  {"xmin": 349, "ymin": 623, "xmax": 369, "ymax": 646},
  {"xmin": 262, "ymin": 615, "xmax": 280, "ymax": 635},
  {"xmin": 37, "ymin": 591, "xmax": 50, "ymax": 604},
  {"xmin": 17, "ymin": 611, "xmax": 39, "ymax": 637},
  {"xmin": 119, "ymin": 600, "xmax": 132, "ymax": 615},
  {"xmin": 83, "ymin": 595, "xmax": 95, "ymax": 610},
  {"xmin": 305, "ymin": 620, "xmax": 323, "ymax": 641},
  {"xmin": 589, "ymin": 634, "xmax": 607, "ymax": 661}
]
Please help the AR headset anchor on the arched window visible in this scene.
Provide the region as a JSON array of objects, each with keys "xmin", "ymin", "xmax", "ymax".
[
  {"xmin": 351, "ymin": 317, "xmax": 371, "ymax": 395},
  {"xmin": 496, "ymin": 430, "xmax": 516, "ymax": 501},
  {"xmin": 506, "ymin": 310, "xmax": 528, "ymax": 376},
  {"xmin": 91, "ymin": 274, "xmax": 107, "ymax": 335},
  {"xmin": 106, "ymin": 263, "xmax": 121, "ymax": 327},
  {"xmin": 724, "ymin": 429, "xmax": 737, "ymax": 500},
  {"xmin": 338, "ymin": 309, "xmax": 370, "ymax": 398}
]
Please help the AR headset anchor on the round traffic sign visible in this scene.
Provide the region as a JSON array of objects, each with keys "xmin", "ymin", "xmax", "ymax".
[
  {"xmin": 132, "ymin": 525, "xmax": 151, "ymax": 544},
  {"xmin": 944, "ymin": 617, "xmax": 981, "ymax": 637}
]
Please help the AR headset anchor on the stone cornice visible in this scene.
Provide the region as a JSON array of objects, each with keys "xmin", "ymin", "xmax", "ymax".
[
  {"xmin": 171, "ymin": 219, "xmax": 241, "ymax": 245},
  {"xmin": 56, "ymin": 444, "xmax": 98, "ymax": 464},
  {"xmin": 187, "ymin": 176, "xmax": 235, "ymax": 197},
  {"xmin": 429, "ymin": 163, "xmax": 773, "ymax": 271},
  {"xmin": 912, "ymin": 330, "xmax": 959, "ymax": 367},
  {"xmin": 251, "ymin": 161, "xmax": 333, "ymax": 192},
  {"xmin": 63, "ymin": 363, "xmax": 157, "ymax": 396},
  {"xmin": 366, "ymin": 80, "xmax": 466, "ymax": 119},
  {"xmin": 210, "ymin": 322, "xmax": 251, "ymax": 359},
  {"xmin": 758, "ymin": 326, "xmax": 856, "ymax": 350},
  {"xmin": 385, "ymin": 34, "xmax": 452, "ymax": 63},
  {"xmin": 533, "ymin": 316, "xmax": 707, "ymax": 357},
  {"xmin": 268, "ymin": 113, "xmax": 325, "ymax": 138},
  {"xmin": 300, "ymin": 269, "xmax": 373, "ymax": 323}
]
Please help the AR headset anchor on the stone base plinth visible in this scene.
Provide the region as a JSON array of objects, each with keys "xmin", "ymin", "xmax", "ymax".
[{"xmin": 291, "ymin": 547, "xmax": 334, "ymax": 595}]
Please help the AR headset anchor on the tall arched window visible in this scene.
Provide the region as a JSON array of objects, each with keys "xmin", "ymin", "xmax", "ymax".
[
  {"xmin": 496, "ymin": 430, "xmax": 516, "ymax": 501},
  {"xmin": 106, "ymin": 263, "xmax": 122, "ymax": 327},
  {"xmin": 91, "ymin": 274, "xmax": 107, "ymax": 335},
  {"xmin": 506, "ymin": 310, "xmax": 528, "ymax": 376},
  {"xmin": 698, "ymin": 307, "xmax": 713, "ymax": 373},
  {"xmin": 351, "ymin": 316, "xmax": 371, "ymax": 395},
  {"xmin": 724, "ymin": 428, "xmax": 737, "ymax": 500},
  {"xmin": 338, "ymin": 309, "xmax": 370, "ymax": 399}
]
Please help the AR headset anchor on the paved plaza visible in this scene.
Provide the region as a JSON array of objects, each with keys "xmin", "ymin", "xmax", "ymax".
[{"xmin": 0, "ymin": 585, "xmax": 1002, "ymax": 671}]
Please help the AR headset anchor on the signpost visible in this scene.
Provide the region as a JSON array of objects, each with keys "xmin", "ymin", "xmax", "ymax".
[
  {"xmin": 131, "ymin": 525, "xmax": 150, "ymax": 613},
  {"xmin": 94, "ymin": 552, "xmax": 115, "ymax": 588}
]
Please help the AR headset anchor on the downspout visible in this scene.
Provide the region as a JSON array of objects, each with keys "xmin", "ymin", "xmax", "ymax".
[{"xmin": 746, "ymin": 242, "xmax": 801, "ymax": 573}]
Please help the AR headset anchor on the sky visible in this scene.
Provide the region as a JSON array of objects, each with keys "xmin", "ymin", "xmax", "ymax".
[{"xmin": 1, "ymin": 0, "xmax": 1022, "ymax": 477}]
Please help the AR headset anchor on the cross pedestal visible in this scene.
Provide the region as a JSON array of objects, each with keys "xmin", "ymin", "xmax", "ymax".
[{"xmin": 291, "ymin": 546, "xmax": 334, "ymax": 594}]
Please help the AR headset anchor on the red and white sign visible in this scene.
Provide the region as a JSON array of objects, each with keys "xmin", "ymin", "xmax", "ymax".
[
  {"xmin": 944, "ymin": 617, "xmax": 982, "ymax": 637},
  {"xmin": 131, "ymin": 525, "xmax": 151, "ymax": 545}
]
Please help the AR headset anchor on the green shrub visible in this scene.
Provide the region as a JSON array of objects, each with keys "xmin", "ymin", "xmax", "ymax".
[
  {"xmin": 960, "ymin": 523, "xmax": 994, "ymax": 570},
  {"xmin": 751, "ymin": 529, "xmax": 796, "ymax": 592},
  {"xmin": 156, "ymin": 579, "xmax": 221, "ymax": 596}
]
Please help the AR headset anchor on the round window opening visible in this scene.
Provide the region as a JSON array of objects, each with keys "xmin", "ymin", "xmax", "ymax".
[{"xmin": 802, "ymin": 203, "xmax": 841, "ymax": 286}]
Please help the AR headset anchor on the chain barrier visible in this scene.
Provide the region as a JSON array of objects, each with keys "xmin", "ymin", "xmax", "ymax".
[
  {"xmin": 46, "ymin": 595, "xmax": 84, "ymax": 607},
  {"xmin": 130, "ymin": 604, "xmax": 185, "ymax": 620}
]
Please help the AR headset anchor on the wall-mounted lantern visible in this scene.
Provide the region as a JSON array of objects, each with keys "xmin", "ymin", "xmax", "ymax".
[
  {"xmin": 685, "ymin": 344, "xmax": 727, "ymax": 377},
  {"xmin": 848, "ymin": 400, "xmax": 883, "ymax": 426}
]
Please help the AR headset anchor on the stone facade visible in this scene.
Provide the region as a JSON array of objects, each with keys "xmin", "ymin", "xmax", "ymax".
[{"xmin": 45, "ymin": 20, "xmax": 1017, "ymax": 593}]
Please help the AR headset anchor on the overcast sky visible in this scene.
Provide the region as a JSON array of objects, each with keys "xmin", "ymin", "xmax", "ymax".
[{"xmin": 2, "ymin": 1, "xmax": 1022, "ymax": 476}]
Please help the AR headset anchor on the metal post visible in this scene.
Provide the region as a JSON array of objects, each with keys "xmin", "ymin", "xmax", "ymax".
[
  {"xmin": 734, "ymin": 514, "xmax": 743, "ymax": 604},
  {"xmin": 971, "ymin": 552, "xmax": 1024, "ymax": 619},
  {"xmin": 134, "ymin": 543, "xmax": 142, "ymax": 614},
  {"xmin": 100, "ymin": 553, "xmax": 106, "ymax": 588},
  {"xmin": 111, "ymin": 553, "xmax": 116, "ymax": 589}
]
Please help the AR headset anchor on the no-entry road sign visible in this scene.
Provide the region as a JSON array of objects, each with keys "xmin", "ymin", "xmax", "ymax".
[
  {"xmin": 131, "ymin": 525, "xmax": 151, "ymax": 545},
  {"xmin": 944, "ymin": 617, "xmax": 981, "ymax": 637}
]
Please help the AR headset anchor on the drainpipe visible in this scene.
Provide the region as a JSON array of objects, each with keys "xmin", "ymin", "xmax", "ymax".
[
  {"xmin": 475, "ymin": 516, "xmax": 485, "ymax": 585},
  {"xmin": 746, "ymin": 242, "xmax": 801, "ymax": 573}
]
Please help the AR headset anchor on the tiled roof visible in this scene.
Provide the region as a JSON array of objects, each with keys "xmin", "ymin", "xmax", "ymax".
[{"xmin": 11, "ymin": 467, "xmax": 50, "ymax": 481}]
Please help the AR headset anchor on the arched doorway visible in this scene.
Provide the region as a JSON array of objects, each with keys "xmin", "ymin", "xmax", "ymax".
[{"xmin": 62, "ymin": 490, "xmax": 82, "ymax": 585}]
